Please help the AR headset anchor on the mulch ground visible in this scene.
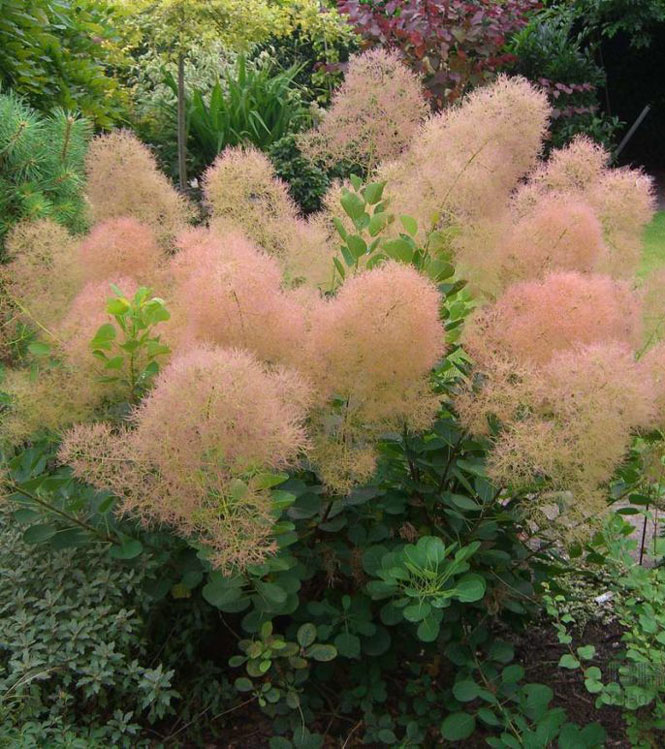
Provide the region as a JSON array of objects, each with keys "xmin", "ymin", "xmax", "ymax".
[
  {"xmin": 179, "ymin": 618, "xmax": 629, "ymax": 747},
  {"xmin": 516, "ymin": 620, "xmax": 629, "ymax": 747}
]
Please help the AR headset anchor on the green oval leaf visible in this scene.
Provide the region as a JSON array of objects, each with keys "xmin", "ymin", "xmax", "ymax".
[
  {"xmin": 441, "ymin": 712, "xmax": 476, "ymax": 741},
  {"xmin": 23, "ymin": 523, "xmax": 57, "ymax": 544},
  {"xmin": 297, "ymin": 623, "xmax": 317, "ymax": 648}
]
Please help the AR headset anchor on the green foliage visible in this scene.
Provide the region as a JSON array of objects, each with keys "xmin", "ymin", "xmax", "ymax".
[
  {"xmin": 567, "ymin": 0, "xmax": 665, "ymax": 48},
  {"xmin": 0, "ymin": 0, "xmax": 127, "ymax": 125},
  {"xmin": 252, "ymin": 18, "xmax": 359, "ymax": 106},
  {"xmin": 332, "ymin": 177, "xmax": 463, "ymax": 303},
  {"xmin": 0, "ymin": 91, "xmax": 90, "ymax": 255},
  {"xmin": 508, "ymin": 7, "xmax": 622, "ymax": 149},
  {"xmin": 268, "ymin": 134, "xmax": 336, "ymax": 215},
  {"xmin": 230, "ymin": 619, "xmax": 337, "ymax": 733},
  {"xmin": 547, "ymin": 513, "xmax": 665, "ymax": 747},
  {"xmin": 365, "ymin": 538, "xmax": 486, "ymax": 642},
  {"xmin": 170, "ymin": 55, "xmax": 311, "ymax": 174},
  {"xmin": 0, "ymin": 506, "xmax": 176, "ymax": 745},
  {"xmin": 90, "ymin": 285, "xmax": 171, "ymax": 403},
  {"xmin": 444, "ymin": 636, "xmax": 606, "ymax": 748}
]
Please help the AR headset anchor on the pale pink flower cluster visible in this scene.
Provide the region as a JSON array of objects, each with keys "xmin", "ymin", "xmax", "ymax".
[
  {"xmin": 60, "ymin": 348, "xmax": 312, "ymax": 570},
  {"xmin": 85, "ymin": 130, "xmax": 195, "ymax": 246},
  {"xmin": 510, "ymin": 136, "xmax": 655, "ymax": 281},
  {"xmin": 1, "ymin": 220, "xmax": 81, "ymax": 332},
  {"xmin": 166, "ymin": 227, "xmax": 305, "ymax": 365},
  {"xmin": 378, "ymin": 75, "xmax": 550, "ymax": 231},
  {"xmin": 484, "ymin": 344, "xmax": 654, "ymax": 528},
  {"xmin": 299, "ymin": 48, "xmax": 429, "ymax": 174},
  {"xmin": 304, "ymin": 263, "xmax": 446, "ymax": 491},
  {"xmin": 77, "ymin": 218, "xmax": 163, "ymax": 284},
  {"xmin": 463, "ymin": 272, "xmax": 642, "ymax": 366},
  {"xmin": 4, "ymin": 57, "xmax": 663, "ymax": 558},
  {"xmin": 490, "ymin": 200, "xmax": 607, "ymax": 288},
  {"xmin": 203, "ymin": 147, "xmax": 335, "ymax": 287}
]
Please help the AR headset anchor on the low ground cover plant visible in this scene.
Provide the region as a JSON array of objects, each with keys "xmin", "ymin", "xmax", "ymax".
[{"xmin": 0, "ymin": 48, "xmax": 663, "ymax": 745}]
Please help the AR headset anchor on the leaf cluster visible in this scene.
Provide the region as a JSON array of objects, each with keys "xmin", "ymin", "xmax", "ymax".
[
  {"xmin": 337, "ymin": 0, "xmax": 539, "ymax": 105},
  {"xmin": 0, "ymin": 0, "xmax": 128, "ymax": 125},
  {"xmin": 90, "ymin": 285, "xmax": 171, "ymax": 402}
]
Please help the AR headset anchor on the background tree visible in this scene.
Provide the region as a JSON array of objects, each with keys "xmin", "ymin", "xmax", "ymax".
[
  {"xmin": 0, "ymin": 0, "xmax": 127, "ymax": 126},
  {"xmin": 127, "ymin": 0, "xmax": 309, "ymax": 190}
]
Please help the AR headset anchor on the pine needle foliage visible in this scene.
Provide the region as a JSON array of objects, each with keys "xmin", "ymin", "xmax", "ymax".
[{"xmin": 0, "ymin": 92, "xmax": 91, "ymax": 256}]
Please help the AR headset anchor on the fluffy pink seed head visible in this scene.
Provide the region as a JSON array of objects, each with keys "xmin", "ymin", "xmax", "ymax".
[
  {"xmin": 2, "ymin": 219, "xmax": 81, "ymax": 326},
  {"xmin": 504, "ymin": 343, "xmax": 653, "ymax": 494},
  {"xmin": 57, "ymin": 276, "xmax": 138, "ymax": 371},
  {"xmin": 85, "ymin": 130, "xmax": 195, "ymax": 246},
  {"xmin": 132, "ymin": 346, "xmax": 311, "ymax": 480},
  {"xmin": 530, "ymin": 135, "xmax": 609, "ymax": 195},
  {"xmin": 203, "ymin": 146, "xmax": 298, "ymax": 258},
  {"xmin": 464, "ymin": 271, "xmax": 643, "ymax": 366},
  {"xmin": 304, "ymin": 263, "xmax": 446, "ymax": 496},
  {"xmin": 1, "ymin": 365, "xmax": 104, "ymax": 446},
  {"xmin": 307, "ymin": 262, "xmax": 445, "ymax": 406},
  {"xmin": 299, "ymin": 48, "xmax": 428, "ymax": 173},
  {"xmin": 58, "ymin": 347, "xmax": 312, "ymax": 571},
  {"xmin": 77, "ymin": 218, "xmax": 162, "ymax": 284},
  {"xmin": 479, "ymin": 343, "xmax": 653, "ymax": 527},
  {"xmin": 168, "ymin": 227, "xmax": 305, "ymax": 364},
  {"xmin": 389, "ymin": 75, "xmax": 549, "ymax": 226},
  {"xmin": 493, "ymin": 199, "xmax": 607, "ymax": 287},
  {"xmin": 543, "ymin": 342, "xmax": 654, "ymax": 436},
  {"xmin": 587, "ymin": 167, "xmax": 655, "ymax": 277}
]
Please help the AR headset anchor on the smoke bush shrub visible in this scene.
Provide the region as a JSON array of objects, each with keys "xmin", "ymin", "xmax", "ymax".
[
  {"xmin": 1, "ymin": 49, "xmax": 664, "ymax": 743},
  {"xmin": 167, "ymin": 227, "xmax": 306, "ymax": 364},
  {"xmin": 1, "ymin": 51, "xmax": 660, "ymax": 560}
]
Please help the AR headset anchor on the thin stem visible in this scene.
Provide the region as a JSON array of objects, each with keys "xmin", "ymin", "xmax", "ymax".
[
  {"xmin": 639, "ymin": 503, "xmax": 650, "ymax": 566},
  {"xmin": 177, "ymin": 53, "xmax": 188, "ymax": 191},
  {"xmin": 4, "ymin": 480, "xmax": 116, "ymax": 544},
  {"xmin": 60, "ymin": 115, "xmax": 73, "ymax": 164}
]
